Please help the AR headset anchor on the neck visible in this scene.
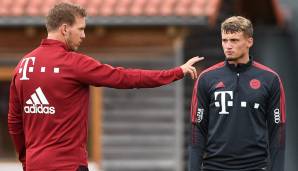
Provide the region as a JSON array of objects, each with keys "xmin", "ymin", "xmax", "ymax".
[{"xmin": 47, "ymin": 32, "xmax": 66, "ymax": 44}]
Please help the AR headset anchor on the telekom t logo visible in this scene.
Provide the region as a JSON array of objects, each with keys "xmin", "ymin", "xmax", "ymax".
[
  {"xmin": 19, "ymin": 57, "xmax": 36, "ymax": 80},
  {"xmin": 214, "ymin": 91, "xmax": 233, "ymax": 114}
]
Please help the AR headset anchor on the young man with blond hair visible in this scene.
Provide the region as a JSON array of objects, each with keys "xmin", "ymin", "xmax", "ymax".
[
  {"xmin": 8, "ymin": 3, "xmax": 204, "ymax": 171},
  {"xmin": 189, "ymin": 16, "xmax": 286, "ymax": 171}
]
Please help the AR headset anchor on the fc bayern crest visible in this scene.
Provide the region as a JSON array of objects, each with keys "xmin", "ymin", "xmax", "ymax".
[{"xmin": 250, "ymin": 79, "xmax": 261, "ymax": 89}]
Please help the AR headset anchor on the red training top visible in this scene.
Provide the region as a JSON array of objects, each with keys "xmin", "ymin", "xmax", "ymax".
[{"xmin": 8, "ymin": 39, "xmax": 183, "ymax": 171}]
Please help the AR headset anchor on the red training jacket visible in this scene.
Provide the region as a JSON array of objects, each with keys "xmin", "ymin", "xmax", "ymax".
[{"xmin": 8, "ymin": 39, "xmax": 183, "ymax": 171}]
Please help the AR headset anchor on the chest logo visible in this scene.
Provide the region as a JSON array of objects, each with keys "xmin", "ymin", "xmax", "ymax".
[
  {"xmin": 214, "ymin": 91, "xmax": 233, "ymax": 114},
  {"xmin": 250, "ymin": 79, "xmax": 261, "ymax": 90}
]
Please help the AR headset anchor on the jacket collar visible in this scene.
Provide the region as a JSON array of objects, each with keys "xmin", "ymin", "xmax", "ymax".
[
  {"xmin": 41, "ymin": 39, "xmax": 69, "ymax": 51},
  {"xmin": 225, "ymin": 56, "xmax": 253, "ymax": 73}
]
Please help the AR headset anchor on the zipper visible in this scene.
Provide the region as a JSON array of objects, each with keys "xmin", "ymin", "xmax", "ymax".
[
  {"xmin": 234, "ymin": 72, "xmax": 240, "ymax": 119},
  {"xmin": 236, "ymin": 73, "xmax": 240, "ymax": 92}
]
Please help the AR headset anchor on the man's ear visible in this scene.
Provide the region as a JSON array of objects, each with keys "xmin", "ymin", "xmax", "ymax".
[
  {"xmin": 248, "ymin": 37, "xmax": 253, "ymax": 48},
  {"xmin": 60, "ymin": 24, "xmax": 68, "ymax": 36}
]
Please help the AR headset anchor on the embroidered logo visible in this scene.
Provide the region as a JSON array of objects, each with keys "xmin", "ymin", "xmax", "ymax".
[
  {"xmin": 250, "ymin": 79, "xmax": 261, "ymax": 90},
  {"xmin": 214, "ymin": 91, "xmax": 233, "ymax": 114},
  {"xmin": 215, "ymin": 81, "xmax": 225, "ymax": 89},
  {"xmin": 274, "ymin": 108, "xmax": 281, "ymax": 124},
  {"xmin": 196, "ymin": 108, "xmax": 204, "ymax": 123}
]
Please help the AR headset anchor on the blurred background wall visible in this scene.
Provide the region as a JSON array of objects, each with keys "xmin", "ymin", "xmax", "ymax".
[{"xmin": 0, "ymin": 0, "xmax": 297, "ymax": 171}]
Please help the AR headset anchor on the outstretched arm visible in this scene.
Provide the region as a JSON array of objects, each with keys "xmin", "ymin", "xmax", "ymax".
[{"xmin": 74, "ymin": 54, "xmax": 204, "ymax": 88}]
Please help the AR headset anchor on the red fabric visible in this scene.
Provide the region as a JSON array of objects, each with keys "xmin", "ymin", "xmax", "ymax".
[{"xmin": 8, "ymin": 39, "xmax": 183, "ymax": 170}]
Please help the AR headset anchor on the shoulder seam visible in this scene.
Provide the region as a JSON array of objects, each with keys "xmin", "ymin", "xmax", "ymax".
[
  {"xmin": 199, "ymin": 61, "xmax": 225, "ymax": 78},
  {"xmin": 253, "ymin": 62, "xmax": 285, "ymax": 123},
  {"xmin": 252, "ymin": 61, "xmax": 279, "ymax": 76}
]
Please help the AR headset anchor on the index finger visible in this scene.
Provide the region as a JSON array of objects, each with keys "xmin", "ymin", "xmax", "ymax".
[{"xmin": 188, "ymin": 56, "xmax": 204, "ymax": 65}]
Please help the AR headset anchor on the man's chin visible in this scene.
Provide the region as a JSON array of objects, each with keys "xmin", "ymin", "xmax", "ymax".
[
  {"xmin": 225, "ymin": 57, "xmax": 237, "ymax": 61},
  {"xmin": 69, "ymin": 46, "xmax": 79, "ymax": 51}
]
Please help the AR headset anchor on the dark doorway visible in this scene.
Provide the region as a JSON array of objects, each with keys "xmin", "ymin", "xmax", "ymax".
[{"xmin": 0, "ymin": 81, "xmax": 15, "ymax": 159}]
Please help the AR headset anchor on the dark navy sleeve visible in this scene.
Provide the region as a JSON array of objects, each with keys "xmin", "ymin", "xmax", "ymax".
[
  {"xmin": 266, "ymin": 75, "xmax": 286, "ymax": 171},
  {"xmin": 189, "ymin": 74, "xmax": 209, "ymax": 171}
]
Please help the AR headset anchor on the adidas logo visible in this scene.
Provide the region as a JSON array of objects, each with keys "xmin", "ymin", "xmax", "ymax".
[
  {"xmin": 24, "ymin": 87, "xmax": 55, "ymax": 114},
  {"xmin": 215, "ymin": 81, "xmax": 225, "ymax": 88}
]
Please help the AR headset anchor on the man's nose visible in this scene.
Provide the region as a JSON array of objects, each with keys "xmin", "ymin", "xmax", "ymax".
[
  {"xmin": 225, "ymin": 41, "xmax": 233, "ymax": 48},
  {"xmin": 81, "ymin": 32, "xmax": 85, "ymax": 39}
]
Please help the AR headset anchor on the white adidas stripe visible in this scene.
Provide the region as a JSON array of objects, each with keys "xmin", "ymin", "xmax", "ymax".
[
  {"xmin": 31, "ymin": 93, "xmax": 41, "ymax": 104},
  {"xmin": 36, "ymin": 87, "xmax": 49, "ymax": 104},
  {"xmin": 26, "ymin": 99, "xmax": 33, "ymax": 105},
  {"xmin": 26, "ymin": 87, "xmax": 49, "ymax": 105}
]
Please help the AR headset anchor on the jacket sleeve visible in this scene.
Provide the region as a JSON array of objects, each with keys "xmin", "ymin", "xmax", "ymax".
[
  {"xmin": 73, "ymin": 53, "xmax": 184, "ymax": 88},
  {"xmin": 266, "ymin": 75, "xmax": 286, "ymax": 171},
  {"xmin": 8, "ymin": 75, "xmax": 26, "ymax": 170},
  {"xmin": 189, "ymin": 74, "xmax": 209, "ymax": 171}
]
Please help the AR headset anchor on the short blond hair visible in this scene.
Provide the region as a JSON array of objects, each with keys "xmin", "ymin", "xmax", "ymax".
[
  {"xmin": 221, "ymin": 16, "xmax": 253, "ymax": 37},
  {"xmin": 46, "ymin": 3, "xmax": 87, "ymax": 32}
]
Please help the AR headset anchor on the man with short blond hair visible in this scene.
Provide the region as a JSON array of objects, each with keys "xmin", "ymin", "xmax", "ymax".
[
  {"xmin": 8, "ymin": 2, "xmax": 203, "ymax": 171},
  {"xmin": 189, "ymin": 16, "xmax": 286, "ymax": 171},
  {"xmin": 221, "ymin": 16, "xmax": 253, "ymax": 37}
]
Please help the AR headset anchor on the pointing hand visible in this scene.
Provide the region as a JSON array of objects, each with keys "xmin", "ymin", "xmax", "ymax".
[{"xmin": 180, "ymin": 56, "xmax": 204, "ymax": 80}]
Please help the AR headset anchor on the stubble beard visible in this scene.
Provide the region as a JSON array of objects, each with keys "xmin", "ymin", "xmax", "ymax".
[
  {"xmin": 67, "ymin": 39, "xmax": 78, "ymax": 51},
  {"xmin": 225, "ymin": 53, "xmax": 244, "ymax": 62},
  {"xmin": 65, "ymin": 33, "xmax": 79, "ymax": 51},
  {"xmin": 226, "ymin": 57, "xmax": 238, "ymax": 61}
]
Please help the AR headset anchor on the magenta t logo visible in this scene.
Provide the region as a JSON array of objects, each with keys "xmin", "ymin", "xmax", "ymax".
[{"xmin": 19, "ymin": 57, "xmax": 36, "ymax": 80}]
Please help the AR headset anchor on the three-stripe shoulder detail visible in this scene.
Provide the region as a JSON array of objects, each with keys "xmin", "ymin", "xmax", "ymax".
[
  {"xmin": 253, "ymin": 61, "xmax": 286, "ymax": 123},
  {"xmin": 191, "ymin": 62, "xmax": 225, "ymax": 124},
  {"xmin": 252, "ymin": 61, "xmax": 279, "ymax": 76},
  {"xmin": 198, "ymin": 61, "xmax": 225, "ymax": 79}
]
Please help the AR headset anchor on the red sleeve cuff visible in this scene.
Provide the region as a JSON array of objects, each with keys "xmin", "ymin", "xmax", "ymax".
[{"xmin": 174, "ymin": 67, "xmax": 184, "ymax": 79}]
